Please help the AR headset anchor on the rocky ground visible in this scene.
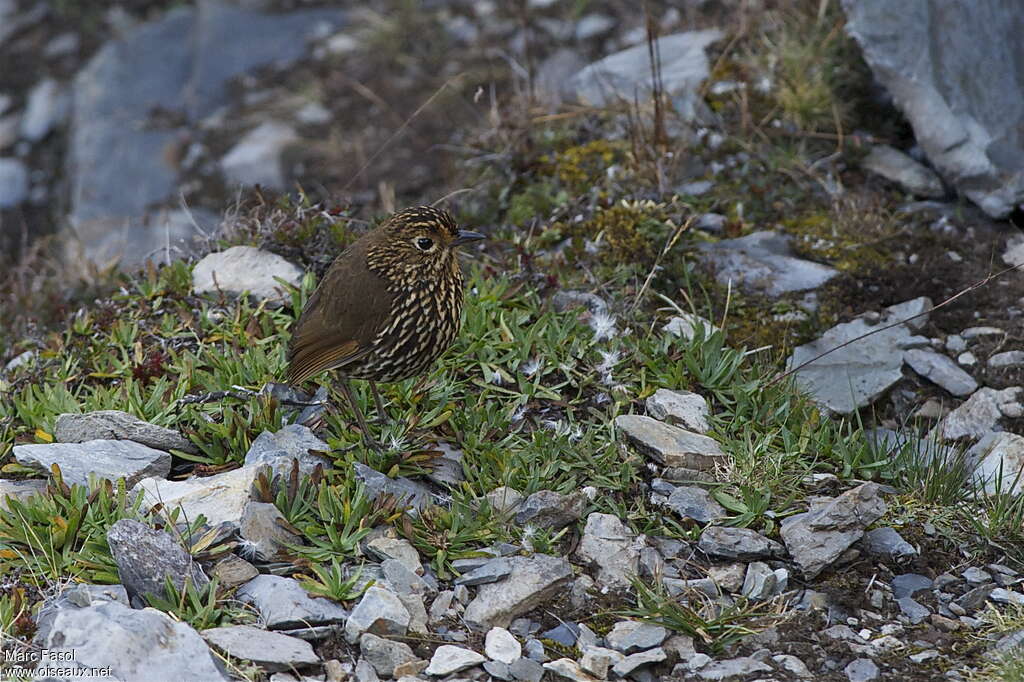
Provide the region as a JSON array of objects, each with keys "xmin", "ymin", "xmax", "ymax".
[{"xmin": 2, "ymin": 1, "xmax": 1024, "ymax": 681}]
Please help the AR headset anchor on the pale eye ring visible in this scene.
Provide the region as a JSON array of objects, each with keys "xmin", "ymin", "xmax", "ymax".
[{"xmin": 415, "ymin": 237, "xmax": 434, "ymax": 251}]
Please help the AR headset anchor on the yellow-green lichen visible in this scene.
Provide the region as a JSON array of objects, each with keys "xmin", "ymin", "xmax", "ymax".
[{"xmin": 540, "ymin": 139, "xmax": 627, "ymax": 194}]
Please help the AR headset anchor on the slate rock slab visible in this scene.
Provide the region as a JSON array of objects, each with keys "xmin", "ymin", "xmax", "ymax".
[
  {"xmin": 463, "ymin": 554, "xmax": 572, "ymax": 630},
  {"xmin": 664, "ymin": 486, "xmax": 725, "ymax": 525},
  {"xmin": 244, "ymin": 423, "xmax": 331, "ymax": 479},
  {"xmin": 202, "ymin": 624, "xmax": 319, "ymax": 672},
  {"xmin": 67, "ymin": 0, "xmax": 345, "ymax": 266},
  {"xmin": 107, "ymin": 519, "xmax": 209, "ymax": 605},
  {"xmin": 934, "ymin": 386, "xmax": 1023, "ymax": 441},
  {"xmin": 33, "ymin": 600, "xmax": 230, "ymax": 681},
  {"xmin": 697, "ymin": 231, "xmax": 839, "ymax": 297},
  {"xmin": 862, "ymin": 144, "xmax": 945, "ymax": 198},
  {"xmin": 787, "ymin": 298, "xmax": 933, "ymax": 414},
  {"xmin": 575, "ymin": 513, "xmax": 641, "ymax": 589},
  {"xmin": 133, "ymin": 465, "xmax": 258, "ymax": 528},
  {"xmin": 698, "ymin": 526, "xmax": 782, "ymax": 561},
  {"xmin": 13, "ymin": 439, "xmax": 171, "ymax": 488},
  {"xmin": 0, "ymin": 479, "xmax": 47, "ymax": 511},
  {"xmin": 780, "ymin": 482, "xmax": 888, "ymax": 579},
  {"xmin": 842, "ymin": 0, "xmax": 1024, "ymax": 218},
  {"xmin": 55, "ymin": 409, "xmax": 196, "ymax": 453},
  {"xmin": 569, "ymin": 29, "xmax": 723, "ymax": 120},
  {"xmin": 236, "ymin": 574, "xmax": 348, "ymax": 629},
  {"xmin": 903, "ymin": 349, "xmax": 978, "ymax": 397},
  {"xmin": 615, "ymin": 415, "xmax": 726, "ymax": 470},
  {"xmin": 353, "ymin": 461, "xmax": 435, "ymax": 511},
  {"xmin": 969, "ymin": 432, "xmax": 1024, "ymax": 496}
]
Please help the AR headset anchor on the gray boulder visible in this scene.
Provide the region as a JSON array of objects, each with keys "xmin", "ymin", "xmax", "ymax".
[{"xmin": 842, "ymin": 0, "xmax": 1024, "ymax": 218}]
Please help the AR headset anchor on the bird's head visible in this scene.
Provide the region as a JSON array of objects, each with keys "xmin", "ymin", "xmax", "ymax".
[{"xmin": 371, "ymin": 205, "xmax": 485, "ymax": 281}]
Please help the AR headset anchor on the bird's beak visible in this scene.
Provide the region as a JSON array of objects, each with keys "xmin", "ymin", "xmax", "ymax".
[{"xmin": 453, "ymin": 229, "xmax": 486, "ymax": 246}]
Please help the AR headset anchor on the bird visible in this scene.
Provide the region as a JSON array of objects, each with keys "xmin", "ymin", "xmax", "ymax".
[{"xmin": 286, "ymin": 205, "xmax": 485, "ymax": 444}]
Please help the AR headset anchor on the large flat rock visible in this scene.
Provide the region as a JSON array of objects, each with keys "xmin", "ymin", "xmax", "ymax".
[
  {"xmin": 842, "ymin": 0, "xmax": 1024, "ymax": 218},
  {"xmin": 66, "ymin": 0, "xmax": 344, "ymax": 267}
]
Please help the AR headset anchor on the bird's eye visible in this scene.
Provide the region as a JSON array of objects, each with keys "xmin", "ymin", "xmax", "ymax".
[{"xmin": 415, "ymin": 237, "xmax": 434, "ymax": 251}]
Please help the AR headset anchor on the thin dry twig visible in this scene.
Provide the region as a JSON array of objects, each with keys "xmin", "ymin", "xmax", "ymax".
[{"xmin": 770, "ymin": 261, "xmax": 1024, "ymax": 386}]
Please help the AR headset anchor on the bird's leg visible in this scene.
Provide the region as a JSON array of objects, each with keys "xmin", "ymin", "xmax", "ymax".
[
  {"xmin": 368, "ymin": 381, "xmax": 389, "ymax": 426},
  {"xmin": 335, "ymin": 377, "xmax": 380, "ymax": 450}
]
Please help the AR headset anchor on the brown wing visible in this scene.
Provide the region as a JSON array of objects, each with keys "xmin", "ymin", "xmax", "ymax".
[{"xmin": 286, "ymin": 238, "xmax": 393, "ymax": 385}]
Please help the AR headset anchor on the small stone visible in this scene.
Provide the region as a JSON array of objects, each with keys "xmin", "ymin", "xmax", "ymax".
[
  {"xmin": 741, "ymin": 562, "xmax": 779, "ymax": 601},
  {"xmin": 663, "ymin": 486, "xmax": 725, "ymax": 525},
  {"xmin": 106, "ymin": 519, "xmax": 209, "ymax": 605},
  {"xmin": 359, "ymin": 633, "xmax": 418, "ymax": 678},
  {"xmin": 463, "ymin": 555, "xmax": 572, "ymax": 630},
  {"xmin": 990, "ymin": 588, "xmax": 1024, "ymax": 606},
  {"xmin": 969, "ymin": 432, "xmax": 1024, "ymax": 496},
  {"xmin": 930, "ymin": 614, "xmax": 961, "ymax": 632},
  {"xmin": 844, "ymin": 658, "xmax": 879, "ymax": 682},
  {"xmin": 240, "ymin": 501, "xmax": 301, "ymax": 561},
  {"xmin": 863, "ymin": 527, "xmax": 918, "ymax": 559},
  {"xmin": 220, "ymin": 120, "xmax": 298, "ymax": 190},
  {"xmin": 21, "ymin": 78, "xmax": 67, "ymax": 141},
  {"xmin": 698, "ymin": 526, "xmax": 782, "ymax": 561},
  {"xmin": 133, "ymin": 465, "xmax": 258, "ymax": 529},
  {"xmin": 990, "ymin": 351, "xmax": 1024, "ymax": 367},
  {"xmin": 424, "ymin": 645, "xmax": 486, "ymax": 676},
  {"xmin": 707, "ymin": 563, "xmax": 747, "ymax": 593},
  {"xmin": 509, "ymin": 656, "xmax": 545, "ymax": 682},
  {"xmin": 514, "ymin": 489, "xmax": 585, "ymax": 530},
  {"xmin": 0, "ymin": 157, "xmax": 29, "ymax": 207},
  {"xmin": 366, "ymin": 537, "xmax": 422, "ymax": 574},
  {"xmin": 55, "ymin": 410, "xmax": 196, "ymax": 454},
  {"xmin": 541, "ymin": 622, "xmax": 579, "ymax": 647},
  {"xmin": 946, "ymin": 334, "xmax": 967, "ymax": 353},
  {"xmin": 544, "ymin": 658, "xmax": 599, "ymax": 681},
  {"xmin": 780, "ymin": 482, "xmax": 888, "ymax": 578},
  {"xmin": 862, "ymin": 144, "xmax": 945, "ymax": 198},
  {"xmin": 695, "ymin": 657, "xmax": 772, "ymax": 680},
  {"xmin": 244, "ymin": 424, "xmax": 331, "ymax": 480},
  {"xmin": 611, "ymin": 647, "xmax": 666, "ymax": 677},
  {"xmin": 345, "ymin": 587, "xmax": 411, "ymax": 642},
  {"xmin": 236, "ymin": 575, "xmax": 348, "ymax": 629},
  {"xmin": 645, "ymin": 389, "xmax": 711, "ymax": 433},
  {"xmin": 192, "ymin": 246, "xmax": 303, "ymax": 308},
  {"xmin": 580, "ymin": 646, "xmax": 623, "ymax": 678},
  {"xmin": 904, "ymin": 349, "xmax": 978, "ymax": 396},
  {"xmin": 957, "ymin": 584, "xmax": 996, "ymax": 613},
  {"xmin": 428, "ymin": 590, "xmax": 454, "ymax": 623},
  {"xmin": 897, "ymin": 597, "xmax": 931, "ymax": 624},
  {"xmin": 604, "ymin": 620, "xmax": 667, "ymax": 654},
  {"xmin": 773, "ymin": 654, "xmax": 812, "ymax": 678},
  {"xmin": 0, "ymin": 479, "xmax": 47, "ymax": 511},
  {"xmin": 962, "ymin": 326, "xmax": 1005, "ymax": 339},
  {"xmin": 962, "ymin": 567, "xmax": 992, "ymax": 584},
  {"xmin": 936, "ymin": 386, "xmax": 1023, "ymax": 440},
  {"xmin": 485, "ymin": 486, "xmax": 525, "ymax": 514},
  {"xmin": 909, "ymin": 649, "xmax": 939, "ymax": 664},
  {"xmin": 14, "ymin": 439, "xmax": 171, "ymax": 488},
  {"xmin": 523, "ymin": 638, "xmax": 547, "ymax": 662},
  {"xmin": 575, "ymin": 513, "xmax": 641, "ymax": 588},
  {"xmin": 209, "ymin": 555, "xmax": 258, "ymax": 589},
  {"xmin": 617, "ymin": 414, "xmax": 725, "ymax": 470},
  {"xmin": 354, "ymin": 658, "xmax": 379, "ymax": 682},
  {"xmin": 891, "ymin": 574, "xmax": 933, "ymax": 599},
  {"xmin": 202, "ymin": 625, "xmax": 319, "ymax": 672},
  {"xmin": 485, "ymin": 627, "xmax": 521, "ymax": 664}
]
